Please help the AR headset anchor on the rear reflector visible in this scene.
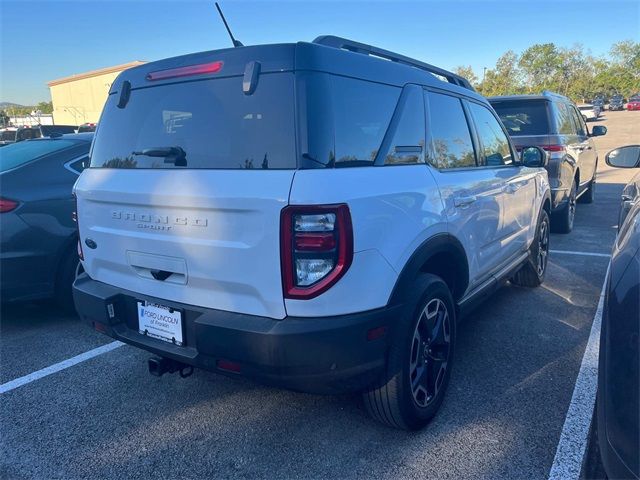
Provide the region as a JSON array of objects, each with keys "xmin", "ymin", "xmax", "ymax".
[
  {"xmin": 543, "ymin": 145, "xmax": 566, "ymax": 152},
  {"xmin": 367, "ymin": 326, "xmax": 387, "ymax": 341},
  {"xmin": 93, "ymin": 322, "xmax": 107, "ymax": 333},
  {"xmin": 146, "ymin": 61, "xmax": 223, "ymax": 81},
  {"xmin": 217, "ymin": 359, "xmax": 241, "ymax": 373},
  {"xmin": 73, "ymin": 194, "xmax": 83, "ymax": 260},
  {"xmin": 0, "ymin": 198, "xmax": 18, "ymax": 213}
]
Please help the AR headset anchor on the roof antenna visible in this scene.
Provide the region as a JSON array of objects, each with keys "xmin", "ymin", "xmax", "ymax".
[{"xmin": 215, "ymin": 2, "xmax": 243, "ymax": 47}]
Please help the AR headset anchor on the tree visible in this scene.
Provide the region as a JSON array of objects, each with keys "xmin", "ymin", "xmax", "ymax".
[
  {"xmin": 518, "ymin": 43, "xmax": 563, "ymax": 93},
  {"xmin": 35, "ymin": 101, "xmax": 53, "ymax": 114},
  {"xmin": 480, "ymin": 50, "xmax": 522, "ymax": 96},
  {"xmin": 452, "ymin": 65, "xmax": 478, "ymax": 88}
]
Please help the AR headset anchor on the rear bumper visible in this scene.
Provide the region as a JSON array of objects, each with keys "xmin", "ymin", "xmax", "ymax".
[{"xmin": 73, "ymin": 275, "xmax": 402, "ymax": 394}]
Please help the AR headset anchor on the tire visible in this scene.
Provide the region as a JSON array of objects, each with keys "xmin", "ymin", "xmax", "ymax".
[
  {"xmin": 55, "ymin": 246, "xmax": 82, "ymax": 312},
  {"xmin": 511, "ymin": 209, "xmax": 550, "ymax": 287},
  {"xmin": 552, "ymin": 180, "xmax": 577, "ymax": 234},
  {"xmin": 578, "ymin": 176, "xmax": 596, "ymax": 204},
  {"xmin": 363, "ymin": 275, "xmax": 456, "ymax": 430}
]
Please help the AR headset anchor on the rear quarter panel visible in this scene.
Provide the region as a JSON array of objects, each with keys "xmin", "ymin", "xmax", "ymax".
[
  {"xmin": 286, "ymin": 165, "xmax": 446, "ymax": 317},
  {"xmin": 0, "ymin": 146, "xmax": 86, "ymax": 299}
]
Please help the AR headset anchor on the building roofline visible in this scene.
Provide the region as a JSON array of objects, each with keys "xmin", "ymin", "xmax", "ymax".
[{"xmin": 47, "ymin": 61, "xmax": 146, "ymax": 87}]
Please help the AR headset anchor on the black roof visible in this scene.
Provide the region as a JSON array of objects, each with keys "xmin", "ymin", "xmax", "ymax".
[{"xmin": 109, "ymin": 37, "xmax": 485, "ymax": 103}]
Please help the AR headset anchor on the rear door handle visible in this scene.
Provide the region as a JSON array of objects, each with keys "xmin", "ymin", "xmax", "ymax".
[{"xmin": 454, "ymin": 195, "xmax": 477, "ymax": 207}]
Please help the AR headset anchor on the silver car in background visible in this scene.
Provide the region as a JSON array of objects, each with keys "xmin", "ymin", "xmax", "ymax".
[{"xmin": 490, "ymin": 91, "xmax": 607, "ymax": 233}]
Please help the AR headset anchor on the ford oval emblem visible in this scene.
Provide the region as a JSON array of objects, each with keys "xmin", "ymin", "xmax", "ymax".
[{"xmin": 85, "ymin": 238, "xmax": 97, "ymax": 249}]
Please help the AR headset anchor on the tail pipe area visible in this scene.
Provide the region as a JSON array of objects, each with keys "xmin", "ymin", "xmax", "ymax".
[{"xmin": 148, "ymin": 356, "xmax": 194, "ymax": 378}]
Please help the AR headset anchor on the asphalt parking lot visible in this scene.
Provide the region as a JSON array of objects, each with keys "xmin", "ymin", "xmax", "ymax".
[{"xmin": 1, "ymin": 110, "xmax": 639, "ymax": 480}]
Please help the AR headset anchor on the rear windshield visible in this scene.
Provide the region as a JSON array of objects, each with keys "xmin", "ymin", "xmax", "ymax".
[
  {"xmin": 1, "ymin": 131, "xmax": 16, "ymax": 141},
  {"xmin": 490, "ymin": 100, "xmax": 550, "ymax": 136},
  {"xmin": 41, "ymin": 125, "xmax": 77, "ymax": 135},
  {"xmin": 0, "ymin": 139, "xmax": 77, "ymax": 172},
  {"xmin": 90, "ymin": 73, "xmax": 296, "ymax": 169}
]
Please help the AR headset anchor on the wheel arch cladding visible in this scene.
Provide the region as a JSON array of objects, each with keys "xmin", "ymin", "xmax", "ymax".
[{"xmin": 389, "ymin": 234, "xmax": 469, "ymax": 305}]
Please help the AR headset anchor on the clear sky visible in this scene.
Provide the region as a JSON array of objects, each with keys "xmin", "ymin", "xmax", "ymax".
[{"xmin": 1, "ymin": 0, "xmax": 638, "ymax": 105}]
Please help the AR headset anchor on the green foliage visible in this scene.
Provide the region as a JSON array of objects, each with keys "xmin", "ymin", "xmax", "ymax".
[
  {"xmin": 36, "ymin": 101, "xmax": 53, "ymax": 114},
  {"xmin": 3, "ymin": 101, "xmax": 53, "ymax": 116},
  {"xmin": 457, "ymin": 40, "xmax": 640, "ymax": 101}
]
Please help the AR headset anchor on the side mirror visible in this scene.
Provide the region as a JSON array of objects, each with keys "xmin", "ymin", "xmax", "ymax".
[
  {"xmin": 605, "ymin": 145, "xmax": 640, "ymax": 168},
  {"xmin": 520, "ymin": 146, "xmax": 549, "ymax": 168},
  {"xmin": 590, "ymin": 125, "xmax": 607, "ymax": 137}
]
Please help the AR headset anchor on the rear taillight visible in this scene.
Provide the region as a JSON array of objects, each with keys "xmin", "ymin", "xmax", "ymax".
[
  {"xmin": 281, "ymin": 204, "xmax": 353, "ymax": 299},
  {"xmin": 73, "ymin": 194, "xmax": 83, "ymax": 261},
  {"xmin": 0, "ymin": 198, "xmax": 18, "ymax": 213}
]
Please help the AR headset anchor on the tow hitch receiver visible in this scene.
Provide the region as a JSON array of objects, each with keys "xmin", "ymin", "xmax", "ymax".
[{"xmin": 148, "ymin": 356, "xmax": 194, "ymax": 378}]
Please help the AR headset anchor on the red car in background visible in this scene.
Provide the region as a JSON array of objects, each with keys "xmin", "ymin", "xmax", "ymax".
[{"xmin": 627, "ymin": 96, "xmax": 640, "ymax": 111}]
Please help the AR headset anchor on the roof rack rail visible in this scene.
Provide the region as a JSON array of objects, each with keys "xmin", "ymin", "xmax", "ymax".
[
  {"xmin": 542, "ymin": 90, "xmax": 569, "ymax": 100},
  {"xmin": 313, "ymin": 35, "xmax": 475, "ymax": 91}
]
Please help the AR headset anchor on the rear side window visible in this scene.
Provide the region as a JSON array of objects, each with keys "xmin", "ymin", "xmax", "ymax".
[
  {"xmin": 0, "ymin": 139, "xmax": 77, "ymax": 172},
  {"xmin": 382, "ymin": 85, "xmax": 425, "ymax": 165},
  {"xmin": 332, "ymin": 76, "xmax": 399, "ymax": 167},
  {"xmin": 17, "ymin": 128, "xmax": 40, "ymax": 141},
  {"xmin": 68, "ymin": 156, "xmax": 89, "ymax": 174},
  {"xmin": 490, "ymin": 100, "xmax": 550, "ymax": 136},
  {"xmin": 554, "ymin": 102, "xmax": 575, "ymax": 135},
  {"xmin": 569, "ymin": 105, "xmax": 586, "ymax": 136},
  {"xmin": 90, "ymin": 73, "xmax": 296, "ymax": 169},
  {"xmin": 426, "ymin": 92, "xmax": 476, "ymax": 169},
  {"xmin": 467, "ymin": 102, "xmax": 513, "ymax": 166}
]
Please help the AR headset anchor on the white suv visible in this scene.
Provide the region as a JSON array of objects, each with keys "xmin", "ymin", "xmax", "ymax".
[{"xmin": 73, "ymin": 36, "xmax": 551, "ymax": 430}]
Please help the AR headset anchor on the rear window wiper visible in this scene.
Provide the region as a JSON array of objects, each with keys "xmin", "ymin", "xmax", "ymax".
[{"xmin": 132, "ymin": 146, "xmax": 187, "ymax": 166}]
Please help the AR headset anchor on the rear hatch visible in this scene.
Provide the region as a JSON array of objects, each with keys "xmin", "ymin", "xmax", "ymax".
[
  {"xmin": 75, "ymin": 45, "xmax": 297, "ymax": 319},
  {"xmin": 489, "ymin": 98, "xmax": 552, "ymax": 149}
]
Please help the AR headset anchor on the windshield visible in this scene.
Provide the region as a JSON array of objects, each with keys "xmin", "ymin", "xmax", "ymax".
[
  {"xmin": 490, "ymin": 100, "xmax": 550, "ymax": 135},
  {"xmin": 90, "ymin": 74, "xmax": 296, "ymax": 169},
  {"xmin": 0, "ymin": 139, "xmax": 77, "ymax": 172}
]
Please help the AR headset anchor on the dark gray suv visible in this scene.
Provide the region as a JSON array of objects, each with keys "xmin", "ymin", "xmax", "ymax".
[{"xmin": 490, "ymin": 91, "xmax": 607, "ymax": 233}]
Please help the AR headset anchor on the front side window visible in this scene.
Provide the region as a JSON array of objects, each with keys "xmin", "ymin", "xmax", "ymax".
[
  {"xmin": 426, "ymin": 92, "xmax": 476, "ymax": 169},
  {"xmin": 467, "ymin": 102, "xmax": 513, "ymax": 166}
]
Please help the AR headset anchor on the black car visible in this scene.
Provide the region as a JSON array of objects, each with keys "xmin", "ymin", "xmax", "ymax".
[
  {"xmin": 0, "ymin": 124, "xmax": 78, "ymax": 146},
  {"xmin": 609, "ymin": 95, "xmax": 625, "ymax": 111},
  {"xmin": 77, "ymin": 123, "xmax": 97, "ymax": 133},
  {"xmin": 585, "ymin": 145, "xmax": 640, "ymax": 479},
  {"xmin": 0, "ymin": 133, "xmax": 92, "ymax": 308}
]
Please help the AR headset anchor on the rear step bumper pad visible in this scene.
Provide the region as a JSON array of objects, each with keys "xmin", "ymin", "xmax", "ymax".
[{"xmin": 73, "ymin": 274, "xmax": 403, "ymax": 394}]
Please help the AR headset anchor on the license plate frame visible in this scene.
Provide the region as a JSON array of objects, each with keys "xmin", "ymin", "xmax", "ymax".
[{"xmin": 137, "ymin": 301, "xmax": 184, "ymax": 346}]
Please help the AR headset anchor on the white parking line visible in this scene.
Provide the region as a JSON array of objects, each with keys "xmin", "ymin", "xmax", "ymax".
[
  {"xmin": 550, "ymin": 249, "xmax": 611, "ymax": 258},
  {"xmin": 548, "ymin": 264, "xmax": 609, "ymax": 480},
  {"xmin": 0, "ymin": 341, "xmax": 124, "ymax": 394}
]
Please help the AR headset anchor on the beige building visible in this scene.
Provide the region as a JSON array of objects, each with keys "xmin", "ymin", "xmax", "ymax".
[{"xmin": 47, "ymin": 61, "xmax": 145, "ymax": 125}]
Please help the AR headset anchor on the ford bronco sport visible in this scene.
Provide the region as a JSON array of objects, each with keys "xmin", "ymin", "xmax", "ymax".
[{"xmin": 73, "ymin": 36, "xmax": 551, "ymax": 430}]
